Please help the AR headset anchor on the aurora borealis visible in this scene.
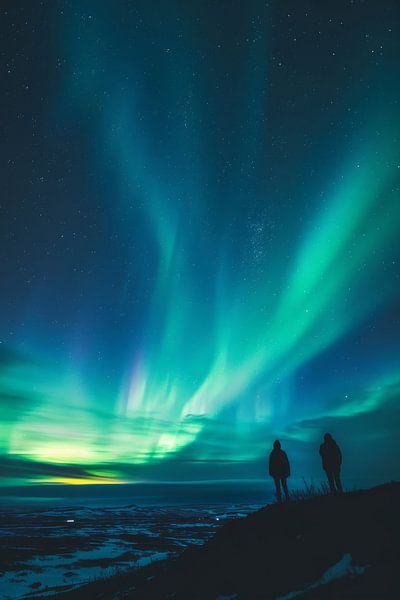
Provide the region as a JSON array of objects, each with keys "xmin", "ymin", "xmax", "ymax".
[{"xmin": 1, "ymin": 0, "xmax": 400, "ymax": 492}]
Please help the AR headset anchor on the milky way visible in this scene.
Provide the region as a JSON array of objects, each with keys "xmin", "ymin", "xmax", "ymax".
[{"xmin": 1, "ymin": 0, "xmax": 400, "ymax": 488}]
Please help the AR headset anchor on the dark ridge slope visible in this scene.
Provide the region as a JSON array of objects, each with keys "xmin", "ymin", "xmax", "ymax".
[{"xmin": 46, "ymin": 482, "xmax": 400, "ymax": 600}]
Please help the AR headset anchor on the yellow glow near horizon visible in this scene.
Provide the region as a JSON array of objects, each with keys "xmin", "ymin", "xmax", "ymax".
[{"xmin": 30, "ymin": 477, "xmax": 131, "ymax": 485}]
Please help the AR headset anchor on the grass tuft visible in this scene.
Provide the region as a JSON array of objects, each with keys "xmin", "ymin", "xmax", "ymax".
[{"xmin": 289, "ymin": 478, "xmax": 331, "ymax": 501}]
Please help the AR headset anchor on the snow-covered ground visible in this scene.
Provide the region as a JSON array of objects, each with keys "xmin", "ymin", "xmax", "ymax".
[
  {"xmin": 0, "ymin": 502, "xmax": 261, "ymax": 599},
  {"xmin": 275, "ymin": 553, "xmax": 367, "ymax": 600}
]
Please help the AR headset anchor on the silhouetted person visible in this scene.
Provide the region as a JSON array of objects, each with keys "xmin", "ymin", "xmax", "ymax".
[
  {"xmin": 319, "ymin": 433, "xmax": 343, "ymax": 494},
  {"xmin": 269, "ymin": 440, "xmax": 290, "ymax": 502}
]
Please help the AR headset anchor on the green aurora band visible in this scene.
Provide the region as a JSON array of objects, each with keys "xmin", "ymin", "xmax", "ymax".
[{"xmin": 1, "ymin": 1, "xmax": 400, "ymax": 487}]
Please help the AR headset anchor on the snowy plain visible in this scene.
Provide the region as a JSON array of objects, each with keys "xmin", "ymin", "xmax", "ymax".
[{"xmin": 0, "ymin": 502, "xmax": 262, "ymax": 599}]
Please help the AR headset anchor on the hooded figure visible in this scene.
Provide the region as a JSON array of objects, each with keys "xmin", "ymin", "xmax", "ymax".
[
  {"xmin": 268, "ymin": 440, "xmax": 290, "ymax": 502},
  {"xmin": 319, "ymin": 433, "xmax": 343, "ymax": 494}
]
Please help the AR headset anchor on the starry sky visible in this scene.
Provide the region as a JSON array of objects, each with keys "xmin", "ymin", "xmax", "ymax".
[{"xmin": 1, "ymin": 0, "xmax": 400, "ymax": 494}]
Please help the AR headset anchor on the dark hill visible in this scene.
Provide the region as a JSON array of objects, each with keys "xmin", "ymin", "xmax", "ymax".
[{"xmin": 47, "ymin": 482, "xmax": 400, "ymax": 600}]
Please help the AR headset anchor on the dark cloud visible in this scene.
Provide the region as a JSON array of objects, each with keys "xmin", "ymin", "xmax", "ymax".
[
  {"xmin": 0, "ymin": 455, "xmax": 105, "ymax": 481},
  {"xmin": 283, "ymin": 390, "xmax": 400, "ymax": 483},
  {"xmin": 0, "ymin": 345, "xmax": 31, "ymax": 369},
  {"xmin": 0, "ymin": 392, "xmax": 32, "ymax": 408}
]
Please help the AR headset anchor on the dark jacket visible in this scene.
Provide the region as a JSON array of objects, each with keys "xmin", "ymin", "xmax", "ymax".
[
  {"xmin": 319, "ymin": 439, "xmax": 342, "ymax": 471},
  {"xmin": 269, "ymin": 449, "xmax": 290, "ymax": 478}
]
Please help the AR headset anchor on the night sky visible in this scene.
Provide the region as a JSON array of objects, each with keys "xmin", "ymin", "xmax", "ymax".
[{"xmin": 1, "ymin": 0, "xmax": 400, "ymax": 492}]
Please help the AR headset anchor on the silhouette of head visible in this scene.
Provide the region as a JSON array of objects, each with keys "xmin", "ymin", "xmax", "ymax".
[
  {"xmin": 273, "ymin": 440, "xmax": 281, "ymax": 450},
  {"xmin": 324, "ymin": 433, "xmax": 333, "ymax": 442}
]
